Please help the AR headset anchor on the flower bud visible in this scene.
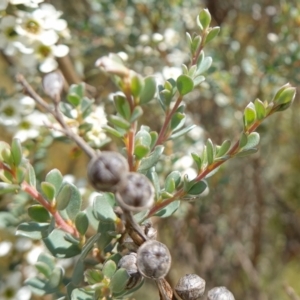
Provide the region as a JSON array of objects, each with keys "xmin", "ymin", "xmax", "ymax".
[
  {"xmin": 175, "ymin": 274, "xmax": 206, "ymax": 300},
  {"xmin": 116, "ymin": 172, "xmax": 154, "ymax": 212},
  {"xmin": 136, "ymin": 240, "xmax": 171, "ymax": 279},
  {"xmin": 43, "ymin": 71, "xmax": 64, "ymax": 100},
  {"xmin": 87, "ymin": 151, "xmax": 129, "ymax": 192},
  {"xmin": 207, "ymin": 286, "xmax": 235, "ymax": 300},
  {"xmin": 118, "ymin": 252, "xmax": 142, "ymax": 289}
]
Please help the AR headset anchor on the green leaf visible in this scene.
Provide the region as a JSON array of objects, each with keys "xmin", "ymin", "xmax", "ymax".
[
  {"xmin": 130, "ymin": 106, "xmax": 143, "ymax": 123},
  {"xmin": 97, "ymin": 221, "xmax": 115, "ymax": 250},
  {"xmin": 186, "ymin": 32, "xmax": 192, "ymax": 47},
  {"xmin": 102, "ymin": 260, "xmax": 117, "ymax": 279},
  {"xmin": 56, "ymin": 183, "xmax": 72, "ymax": 210},
  {"xmin": 198, "ymin": 8, "xmax": 211, "ymax": 29},
  {"xmin": 243, "ymin": 103, "xmax": 257, "ymax": 129},
  {"xmin": 205, "ymin": 26, "xmax": 220, "ymax": 44},
  {"xmin": 75, "ymin": 212, "xmax": 89, "ymax": 236},
  {"xmin": 0, "ymin": 182, "xmax": 19, "ymax": 195},
  {"xmin": 193, "ymin": 75, "xmax": 205, "ymax": 86},
  {"xmin": 254, "ymin": 98, "xmax": 266, "ymax": 120},
  {"xmin": 72, "ymin": 259, "xmax": 85, "ymax": 286},
  {"xmin": 169, "ymin": 125, "xmax": 196, "ymax": 140},
  {"xmin": 239, "ymin": 132, "xmax": 248, "ymax": 148},
  {"xmin": 186, "ymin": 180, "xmax": 207, "ymax": 195},
  {"xmin": 196, "ymin": 56, "xmax": 212, "ymax": 76},
  {"xmin": 67, "ymin": 93, "xmax": 81, "ymax": 107},
  {"xmin": 190, "ymin": 36, "xmax": 201, "ymax": 55},
  {"xmin": 16, "ymin": 222, "xmax": 49, "ymax": 240},
  {"xmin": 176, "ymin": 75, "xmax": 194, "ymax": 96},
  {"xmin": 93, "ymin": 194, "xmax": 117, "ymax": 222},
  {"xmin": 191, "ymin": 153, "xmax": 202, "ymax": 170},
  {"xmin": 130, "ymin": 73, "xmax": 144, "ymax": 98},
  {"xmin": 84, "ymin": 269, "xmax": 104, "ymax": 285},
  {"xmin": 11, "ymin": 138, "xmax": 22, "ymax": 166},
  {"xmin": 43, "ymin": 229, "xmax": 81, "ymax": 258},
  {"xmin": 135, "ymin": 129, "xmax": 152, "ymax": 148},
  {"xmin": 81, "ymin": 96, "xmax": 94, "ymax": 119},
  {"xmin": 1, "ymin": 147, "xmax": 13, "ymax": 166},
  {"xmin": 170, "ymin": 112, "xmax": 186, "ymax": 131},
  {"xmin": 138, "ymin": 145, "xmax": 164, "ymax": 172},
  {"xmin": 25, "ymin": 277, "xmax": 47, "ymax": 295},
  {"xmin": 108, "ymin": 115, "xmax": 131, "ymax": 130},
  {"xmin": 216, "ymin": 140, "xmax": 231, "ymax": 157},
  {"xmin": 65, "ymin": 183, "xmax": 82, "ymax": 221},
  {"xmin": 45, "ymin": 169, "xmax": 63, "ymax": 197},
  {"xmin": 134, "ymin": 144, "xmax": 150, "ymax": 160},
  {"xmin": 206, "ymin": 139, "xmax": 214, "ymax": 165},
  {"xmin": 273, "ymin": 84, "xmax": 296, "ymax": 106},
  {"xmin": 114, "ymin": 93, "xmax": 131, "ymax": 120},
  {"xmin": 41, "ymin": 182, "xmax": 56, "ymax": 202},
  {"xmin": 110, "ymin": 268, "xmax": 130, "ymax": 293},
  {"xmin": 35, "ymin": 261, "xmax": 52, "ymax": 278},
  {"xmin": 140, "ymin": 76, "xmax": 156, "ymax": 104},
  {"xmin": 28, "ymin": 205, "xmax": 51, "ymax": 223},
  {"xmin": 103, "ymin": 125, "xmax": 124, "ymax": 138},
  {"xmin": 235, "ymin": 148, "xmax": 258, "ymax": 158},
  {"xmin": 44, "ymin": 267, "xmax": 63, "ymax": 292},
  {"xmin": 154, "ymin": 200, "xmax": 180, "ymax": 218},
  {"xmin": 71, "ymin": 288, "xmax": 93, "ymax": 300},
  {"xmin": 27, "ymin": 164, "xmax": 36, "ymax": 187},
  {"xmin": 241, "ymin": 132, "xmax": 260, "ymax": 151},
  {"xmin": 37, "ymin": 253, "xmax": 55, "ymax": 271},
  {"xmin": 165, "ymin": 171, "xmax": 181, "ymax": 193},
  {"xmin": 0, "ymin": 141, "xmax": 10, "ymax": 161},
  {"xmin": 69, "ymin": 83, "xmax": 84, "ymax": 98},
  {"xmin": 149, "ymin": 131, "xmax": 158, "ymax": 149},
  {"xmin": 149, "ymin": 169, "xmax": 160, "ymax": 200}
]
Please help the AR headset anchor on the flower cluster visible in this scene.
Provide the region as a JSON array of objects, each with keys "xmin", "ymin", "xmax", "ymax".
[{"xmin": 0, "ymin": 0, "xmax": 69, "ymax": 72}]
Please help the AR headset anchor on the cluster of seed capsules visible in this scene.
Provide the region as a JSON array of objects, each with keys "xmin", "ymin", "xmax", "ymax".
[{"xmin": 88, "ymin": 151, "xmax": 235, "ymax": 300}]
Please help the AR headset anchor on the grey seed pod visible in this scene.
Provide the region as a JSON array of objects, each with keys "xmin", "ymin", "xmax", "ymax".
[
  {"xmin": 136, "ymin": 240, "xmax": 171, "ymax": 279},
  {"xmin": 118, "ymin": 252, "xmax": 142, "ymax": 289},
  {"xmin": 207, "ymin": 287, "xmax": 235, "ymax": 300},
  {"xmin": 175, "ymin": 274, "xmax": 206, "ymax": 300},
  {"xmin": 87, "ymin": 151, "xmax": 129, "ymax": 192},
  {"xmin": 116, "ymin": 172, "xmax": 154, "ymax": 212}
]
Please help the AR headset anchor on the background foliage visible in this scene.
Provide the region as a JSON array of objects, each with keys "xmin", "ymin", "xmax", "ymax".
[{"xmin": 0, "ymin": 0, "xmax": 299, "ymax": 299}]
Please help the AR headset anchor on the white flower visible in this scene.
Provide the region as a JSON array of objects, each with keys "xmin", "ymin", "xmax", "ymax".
[
  {"xmin": 0, "ymin": 98, "xmax": 22, "ymax": 126},
  {"xmin": 16, "ymin": 3, "xmax": 67, "ymax": 45},
  {"xmin": 0, "ymin": 241, "xmax": 12, "ymax": 257},
  {"xmin": 85, "ymin": 105, "xmax": 107, "ymax": 147},
  {"xmin": 13, "ymin": 110, "xmax": 49, "ymax": 142},
  {"xmin": 9, "ymin": 0, "xmax": 43, "ymax": 8},
  {"xmin": 0, "ymin": 271, "xmax": 31, "ymax": 300},
  {"xmin": 0, "ymin": 15, "xmax": 21, "ymax": 55}
]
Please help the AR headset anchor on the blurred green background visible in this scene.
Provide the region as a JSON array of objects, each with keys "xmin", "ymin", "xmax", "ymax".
[{"xmin": 0, "ymin": 0, "xmax": 299, "ymax": 299}]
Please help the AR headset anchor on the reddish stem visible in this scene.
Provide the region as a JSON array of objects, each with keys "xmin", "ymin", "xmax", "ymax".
[
  {"xmin": 154, "ymin": 95, "xmax": 183, "ymax": 147},
  {"xmin": 145, "ymin": 119, "xmax": 264, "ymax": 219},
  {"xmin": 21, "ymin": 181, "xmax": 79, "ymax": 236}
]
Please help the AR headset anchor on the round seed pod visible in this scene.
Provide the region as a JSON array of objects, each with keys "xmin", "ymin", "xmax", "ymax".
[
  {"xmin": 87, "ymin": 151, "xmax": 129, "ymax": 192},
  {"xmin": 136, "ymin": 240, "xmax": 171, "ymax": 279},
  {"xmin": 116, "ymin": 172, "xmax": 154, "ymax": 212},
  {"xmin": 118, "ymin": 252, "xmax": 142, "ymax": 289},
  {"xmin": 207, "ymin": 287, "xmax": 235, "ymax": 300},
  {"xmin": 175, "ymin": 274, "xmax": 206, "ymax": 300}
]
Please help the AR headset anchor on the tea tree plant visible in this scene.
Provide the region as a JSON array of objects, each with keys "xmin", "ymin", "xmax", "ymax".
[{"xmin": 0, "ymin": 6, "xmax": 296, "ymax": 300}]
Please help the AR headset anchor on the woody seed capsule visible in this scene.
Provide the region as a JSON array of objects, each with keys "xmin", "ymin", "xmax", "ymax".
[
  {"xmin": 136, "ymin": 240, "xmax": 171, "ymax": 279},
  {"xmin": 175, "ymin": 274, "xmax": 206, "ymax": 300},
  {"xmin": 87, "ymin": 151, "xmax": 129, "ymax": 192},
  {"xmin": 207, "ymin": 286, "xmax": 235, "ymax": 300},
  {"xmin": 116, "ymin": 172, "xmax": 154, "ymax": 212}
]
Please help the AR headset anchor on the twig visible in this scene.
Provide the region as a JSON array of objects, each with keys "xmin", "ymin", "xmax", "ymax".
[{"xmin": 16, "ymin": 74, "xmax": 96, "ymax": 159}]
